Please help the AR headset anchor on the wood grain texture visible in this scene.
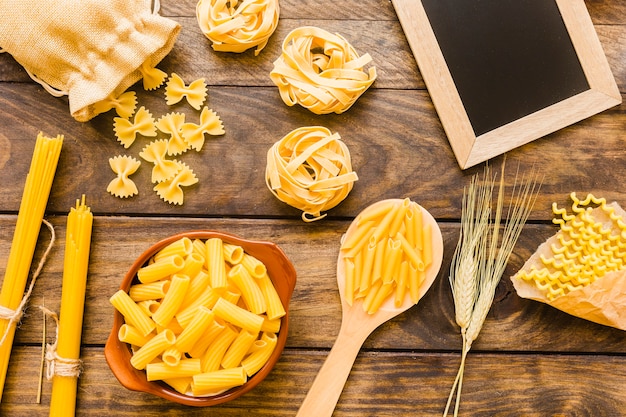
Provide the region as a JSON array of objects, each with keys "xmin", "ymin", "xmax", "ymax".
[{"xmin": 0, "ymin": 0, "xmax": 624, "ymax": 415}]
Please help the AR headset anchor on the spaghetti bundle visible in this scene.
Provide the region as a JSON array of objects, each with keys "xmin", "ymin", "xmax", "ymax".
[
  {"xmin": 265, "ymin": 126, "xmax": 358, "ymax": 222},
  {"xmin": 49, "ymin": 196, "xmax": 93, "ymax": 416},
  {"xmin": 270, "ymin": 26, "xmax": 377, "ymax": 114},
  {"xmin": 0, "ymin": 132, "xmax": 63, "ymax": 400}
]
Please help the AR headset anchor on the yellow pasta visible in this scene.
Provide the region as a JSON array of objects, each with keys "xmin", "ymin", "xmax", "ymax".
[
  {"xmin": 241, "ymin": 332, "xmax": 277, "ymax": 377},
  {"xmin": 130, "ymin": 329, "xmax": 176, "ymax": 370},
  {"xmin": 206, "ymin": 238, "xmax": 228, "ymax": 289},
  {"xmin": 260, "ymin": 316, "xmax": 281, "ymax": 334},
  {"xmin": 270, "ymin": 26, "xmax": 377, "ymax": 114},
  {"xmin": 196, "ymin": 0, "xmax": 279, "ymax": 55},
  {"xmin": 165, "ymin": 73, "xmax": 207, "ymax": 110},
  {"xmin": 151, "ymin": 274, "xmax": 190, "ymax": 327},
  {"xmin": 139, "ymin": 139, "xmax": 182, "ymax": 183},
  {"xmin": 107, "ymin": 155, "xmax": 141, "ymax": 198},
  {"xmin": 176, "ymin": 286, "xmax": 220, "ymax": 327},
  {"xmin": 92, "ymin": 91, "xmax": 137, "ymax": 119},
  {"xmin": 181, "ymin": 107, "xmax": 225, "ymax": 151},
  {"xmin": 228, "ymin": 264, "xmax": 266, "ymax": 315},
  {"xmin": 241, "ymin": 253, "xmax": 267, "ymax": 278},
  {"xmin": 192, "ymin": 367, "xmax": 247, "ymax": 396},
  {"xmin": 265, "ymin": 126, "xmax": 358, "ymax": 221},
  {"xmin": 163, "ymin": 377, "xmax": 192, "ymax": 395},
  {"xmin": 137, "ymin": 254, "xmax": 185, "ymax": 284},
  {"xmin": 212, "ymin": 297, "xmax": 264, "ymax": 334},
  {"xmin": 162, "ymin": 347, "xmax": 183, "ymax": 367},
  {"xmin": 179, "ymin": 270, "xmax": 210, "ymax": 310},
  {"xmin": 129, "ymin": 280, "xmax": 171, "ymax": 302},
  {"xmin": 156, "ymin": 112, "xmax": 189, "ymax": 156},
  {"xmin": 175, "ymin": 306, "xmax": 215, "ymax": 353},
  {"xmin": 200, "ymin": 325, "xmax": 238, "ymax": 372},
  {"xmin": 223, "ymin": 243, "xmax": 244, "ymax": 264},
  {"xmin": 139, "ymin": 61, "xmax": 168, "ymax": 91},
  {"xmin": 257, "ymin": 273, "xmax": 286, "ymax": 320},
  {"xmin": 146, "ymin": 358, "xmax": 202, "ymax": 382},
  {"xmin": 156, "ymin": 237, "xmax": 193, "ymax": 261},
  {"xmin": 180, "ymin": 253, "xmax": 205, "ymax": 279},
  {"xmin": 137, "ymin": 299, "xmax": 160, "ymax": 317},
  {"xmin": 110, "ymin": 290, "xmax": 156, "ymax": 336},
  {"xmin": 340, "ymin": 199, "xmax": 434, "ymax": 313},
  {"xmin": 118, "ymin": 324, "xmax": 152, "ymax": 348},
  {"xmin": 187, "ymin": 319, "xmax": 226, "ymax": 359},
  {"xmin": 113, "ymin": 106, "xmax": 157, "ymax": 149},
  {"xmin": 153, "ymin": 161, "xmax": 198, "ymax": 206},
  {"xmin": 221, "ymin": 329, "xmax": 258, "ymax": 369}
]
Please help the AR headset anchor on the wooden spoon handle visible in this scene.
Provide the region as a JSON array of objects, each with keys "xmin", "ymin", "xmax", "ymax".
[{"xmin": 296, "ymin": 324, "xmax": 368, "ymax": 417}]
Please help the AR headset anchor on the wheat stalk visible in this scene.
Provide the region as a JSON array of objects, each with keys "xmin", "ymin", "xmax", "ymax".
[{"xmin": 443, "ymin": 161, "xmax": 541, "ymax": 417}]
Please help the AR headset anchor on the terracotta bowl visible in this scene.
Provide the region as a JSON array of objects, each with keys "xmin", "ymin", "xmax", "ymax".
[{"xmin": 104, "ymin": 230, "xmax": 297, "ymax": 407}]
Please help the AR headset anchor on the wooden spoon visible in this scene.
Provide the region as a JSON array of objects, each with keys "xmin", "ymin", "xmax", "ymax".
[{"xmin": 296, "ymin": 199, "xmax": 444, "ymax": 417}]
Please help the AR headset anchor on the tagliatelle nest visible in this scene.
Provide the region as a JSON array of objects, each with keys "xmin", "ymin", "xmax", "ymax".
[
  {"xmin": 265, "ymin": 126, "xmax": 358, "ymax": 222},
  {"xmin": 196, "ymin": 0, "xmax": 280, "ymax": 55},
  {"xmin": 270, "ymin": 26, "xmax": 377, "ymax": 115}
]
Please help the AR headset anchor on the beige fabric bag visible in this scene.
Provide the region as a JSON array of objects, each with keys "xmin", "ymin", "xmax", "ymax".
[{"xmin": 0, "ymin": 0, "xmax": 180, "ymax": 121}]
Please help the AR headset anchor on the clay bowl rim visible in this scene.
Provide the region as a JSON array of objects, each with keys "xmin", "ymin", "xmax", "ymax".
[{"xmin": 104, "ymin": 230, "xmax": 297, "ymax": 407}]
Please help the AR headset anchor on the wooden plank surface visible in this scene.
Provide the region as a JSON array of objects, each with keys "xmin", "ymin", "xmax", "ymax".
[{"xmin": 0, "ymin": 0, "xmax": 624, "ymax": 416}]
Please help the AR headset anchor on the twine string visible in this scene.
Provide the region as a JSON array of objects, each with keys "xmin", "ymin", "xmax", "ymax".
[
  {"xmin": 40, "ymin": 306, "xmax": 83, "ymax": 380},
  {"xmin": 0, "ymin": 219, "xmax": 56, "ymax": 347}
]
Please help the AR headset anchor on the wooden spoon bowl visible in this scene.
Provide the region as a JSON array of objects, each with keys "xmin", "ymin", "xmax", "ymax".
[{"xmin": 296, "ymin": 199, "xmax": 444, "ymax": 416}]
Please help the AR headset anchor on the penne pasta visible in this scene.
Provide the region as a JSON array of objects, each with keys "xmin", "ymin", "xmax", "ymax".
[
  {"xmin": 176, "ymin": 286, "xmax": 220, "ymax": 328},
  {"xmin": 241, "ymin": 333, "xmax": 277, "ymax": 377},
  {"xmin": 154, "ymin": 237, "xmax": 193, "ymax": 262},
  {"xmin": 130, "ymin": 329, "xmax": 176, "ymax": 370},
  {"xmin": 221, "ymin": 329, "xmax": 258, "ymax": 369},
  {"xmin": 152, "ymin": 274, "xmax": 190, "ymax": 327},
  {"xmin": 206, "ymin": 238, "xmax": 228, "ymax": 289},
  {"xmin": 110, "ymin": 289, "xmax": 156, "ymax": 336},
  {"xmin": 192, "ymin": 367, "xmax": 247, "ymax": 396},
  {"xmin": 163, "ymin": 377, "xmax": 193, "ymax": 395},
  {"xmin": 146, "ymin": 358, "xmax": 202, "ymax": 382},
  {"xmin": 180, "ymin": 252, "xmax": 205, "ymax": 279},
  {"xmin": 118, "ymin": 324, "xmax": 152, "ymax": 347},
  {"xmin": 241, "ymin": 253, "xmax": 267, "ymax": 279},
  {"xmin": 258, "ymin": 273, "xmax": 286, "ymax": 320},
  {"xmin": 228, "ymin": 264, "xmax": 266, "ymax": 315},
  {"xmin": 200, "ymin": 325, "xmax": 238, "ymax": 373},
  {"xmin": 175, "ymin": 306, "xmax": 215, "ymax": 353},
  {"xmin": 137, "ymin": 254, "xmax": 184, "ymax": 284},
  {"xmin": 212, "ymin": 298, "xmax": 264, "ymax": 334},
  {"xmin": 162, "ymin": 347, "xmax": 182, "ymax": 367},
  {"xmin": 129, "ymin": 280, "xmax": 170, "ymax": 302},
  {"xmin": 137, "ymin": 300, "xmax": 160, "ymax": 317},
  {"xmin": 223, "ymin": 243, "xmax": 244, "ymax": 264},
  {"xmin": 187, "ymin": 319, "xmax": 226, "ymax": 359}
]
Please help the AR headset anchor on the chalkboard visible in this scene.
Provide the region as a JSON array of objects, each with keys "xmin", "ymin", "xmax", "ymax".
[{"xmin": 392, "ymin": 0, "xmax": 621, "ymax": 169}]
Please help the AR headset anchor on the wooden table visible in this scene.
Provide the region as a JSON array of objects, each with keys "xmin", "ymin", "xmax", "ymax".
[{"xmin": 0, "ymin": 1, "xmax": 624, "ymax": 415}]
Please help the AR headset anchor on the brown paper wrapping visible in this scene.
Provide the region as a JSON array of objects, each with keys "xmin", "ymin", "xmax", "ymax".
[{"xmin": 511, "ymin": 202, "xmax": 626, "ymax": 331}]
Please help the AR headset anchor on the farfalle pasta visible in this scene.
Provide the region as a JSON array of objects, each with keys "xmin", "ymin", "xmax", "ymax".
[
  {"xmin": 165, "ymin": 73, "xmax": 208, "ymax": 110},
  {"xmin": 265, "ymin": 126, "xmax": 358, "ymax": 222},
  {"xmin": 181, "ymin": 107, "xmax": 225, "ymax": 151},
  {"xmin": 139, "ymin": 140, "xmax": 182, "ymax": 183},
  {"xmin": 93, "ymin": 91, "xmax": 138, "ymax": 120},
  {"xmin": 107, "ymin": 156, "xmax": 141, "ymax": 198},
  {"xmin": 154, "ymin": 162, "xmax": 199, "ymax": 205},
  {"xmin": 511, "ymin": 192, "xmax": 626, "ymax": 330},
  {"xmin": 156, "ymin": 112, "xmax": 190, "ymax": 156},
  {"xmin": 270, "ymin": 26, "xmax": 377, "ymax": 115},
  {"xmin": 196, "ymin": 0, "xmax": 279, "ymax": 55},
  {"xmin": 114, "ymin": 106, "xmax": 157, "ymax": 149}
]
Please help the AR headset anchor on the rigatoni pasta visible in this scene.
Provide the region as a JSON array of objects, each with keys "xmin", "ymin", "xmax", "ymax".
[{"xmin": 110, "ymin": 235, "xmax": 287, "ymax": 396}]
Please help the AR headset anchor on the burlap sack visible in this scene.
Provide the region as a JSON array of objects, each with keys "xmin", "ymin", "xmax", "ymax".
[{"xmin": 0, "ymin": 0, "xmax": 180, "ymax": 121}]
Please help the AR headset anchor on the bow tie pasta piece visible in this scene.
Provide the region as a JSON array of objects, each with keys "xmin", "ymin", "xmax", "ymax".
[
  {"xmin": 139, "ymin": 140, "xmax": 182, "ymax": 183},
  {"xmin": 93, "ymin": 91, "xmax": 138, "ymax": 119},
  {"xmin": 196, "ymin": 0, "xmax": 279, "ymax": 56},
  {"xmin": 114, "ymin": 106, "xmax": 158, "ymax": 149},
  {"xmin": 165, "ymin": 73, "xmax": 208, "ymax": 110},
  {"xmin": 270, "ymin": 26, "xmax": 377, "ymax": 115},
  {"xmin": 107, "ymin": 156, "xmax": 141, "ymax": 198},
  {"xmin": 154, "ymin": 162, "xmax": 198, "ymax": 205},
  {"xmin": 181, "ymin": 107, "xmax": 225, "ymax": 151},
  {"xmin": 139, "ymin": 61, "xmax": 168, "ymax": 91},
  {"xmin": 156, "ymin": 112, "xmax": 190, "ymax": 156},
  {"xmin": 265, "ymin": 126, "xmax": 358, "ymax": 222}
]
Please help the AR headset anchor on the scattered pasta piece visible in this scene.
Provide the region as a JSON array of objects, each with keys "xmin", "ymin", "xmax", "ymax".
[
  {"xmin": 181, "ymin": 107, "xmax": 225, "ymax": 151},
  {"xmin": 165, "ymin": 73, "xmax": 208, "ymax": 110},
  {"xmin": 270, "ymin": 26, "xmax": 377, "ymax": 115},
  {"xmin": 156, "ymin": 112, "xmax": 190, "ymax": 156},
  {"xmin": 265, "ymin": 126, "xmax": 358, "ymax": 222},
  {"xmin": 114, "ymin": 106, "xmax": 158, "ymax": 149},
  {"xmin": 196, "ymin": 0, "xmax": 280, "ymax": 56},
  {"xmin": 93, "ymin": 91, "xmax": 138, "ymax": 119},
  {"xmin": 107, "ymin": 156, "xmax": 141, "ymax": 198},
  {"xmin": 139, "ymin": 60, "xmax": 168, "ymax": 91},
  {"xmin": 515, "ymin": 193, "xmax": 626, "ymax": 300},
  {"xmin": 139, "ymin": 140, "xmax": 182, "ymax": 183},
  {"xmin": 154, "ymin": 162, "xmax": 198, "ymax": 205}
]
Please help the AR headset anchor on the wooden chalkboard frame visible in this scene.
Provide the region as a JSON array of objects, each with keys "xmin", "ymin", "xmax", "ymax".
[{"xmin": 392, "ymin": 0, "xmax": 622, "ymax": 169}]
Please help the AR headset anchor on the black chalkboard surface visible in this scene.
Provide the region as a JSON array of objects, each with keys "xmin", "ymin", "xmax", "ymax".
[{"xmin": 393, "ymin": 0, "xmax": 621, "ymax": 169}]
